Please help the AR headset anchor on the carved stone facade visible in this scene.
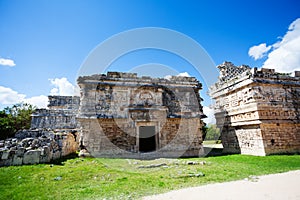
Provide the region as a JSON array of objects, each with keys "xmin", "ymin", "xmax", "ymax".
[
  {"xmin": 77, "ymin": 72, "xmax": 205, "ymax": 158},
  {"xmin": 210, "ymin": 62, "xmax": 300, "ymax": 156},
  {"xmin": 31, "ymin": 96, "xmax": 80, "ymax": 130}
]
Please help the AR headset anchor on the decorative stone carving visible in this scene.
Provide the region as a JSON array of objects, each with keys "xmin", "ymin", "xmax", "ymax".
[
  {"xmin": 1, "ymin": 71, "xmax": 206, "ymax": 165},
  {"xmin": 77, "ymin": 72, "xmax": 206, "ymax": 158},
  {"xmin": 210, "ymin": 62, "xmax": 300, "ymax": 156}
]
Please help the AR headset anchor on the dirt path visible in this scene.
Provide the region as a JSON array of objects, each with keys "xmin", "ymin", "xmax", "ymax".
[{"xmin": 143, "ymin": 170, "xmax": 300, "ymax": 200}]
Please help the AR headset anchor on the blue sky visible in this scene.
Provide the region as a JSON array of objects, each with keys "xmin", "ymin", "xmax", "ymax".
[{"xmin": 0, "ymin": 0, "xmax": 300, "ymax": 123}]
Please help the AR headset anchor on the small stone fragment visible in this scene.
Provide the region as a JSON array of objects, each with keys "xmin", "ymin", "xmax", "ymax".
[{"xmin": 54, "ymin": 176, "xmax": 62, "ymax": 181}]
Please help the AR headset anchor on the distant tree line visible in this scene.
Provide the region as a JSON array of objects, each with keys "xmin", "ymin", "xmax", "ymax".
[
  {"xmin": 203, "ymin": 124, "xmax": 221, "ymax": 141},
  {"xmin": 0, "ymin": 103, "xmax": 36, "ymax": 140}
]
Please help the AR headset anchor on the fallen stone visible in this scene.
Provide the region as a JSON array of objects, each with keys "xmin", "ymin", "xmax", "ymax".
[
  {"xmin": 10, "ymin": 146, "xmax": 17, "ymax": 151},
  {"xmin": 26, "ymin": 147, "xmax": 32, "ymax": 151},
  {"xmin": 12, "ymin": 155, "xmax": 23, "ymax": 165},
  {"xmin": 187, "ymin": 161, "xmax": 198, "ymax": 165},
  {"xmin": 78, "ymin": 149, "xmax": 91, "ymax": 157},
  {"xmin": 138, "ymin": 163, "xmax": 167, "ymax": 168},
  {"xmin": 181, "ymin": 172, "xmax": 205, "ymax": 178},
  {"xmin": 23, "ymin": 150, "xmax": 41, "ymax": 164},
  {"xmin": 16, "ymin": 147, "xmax": 25, "ymax": 156},
  {"xmin": 54, "ymin": 176, "xmax": 62, "ymax": 181},
  {"xmin": 199, "ymin": 161, "xmax": 206, "ymax": 165},
  {"xmin": 52, "ymin": 151, "xmax": 61, "ymax": 160},
  {"xmin": 1, "ymin": 151, "xmax": 9, "ymax": 160}
]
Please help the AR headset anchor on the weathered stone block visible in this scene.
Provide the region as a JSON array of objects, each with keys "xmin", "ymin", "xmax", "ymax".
[
  {"xmin": 77, "ymin": 72, "xmax": 205, "ymax": 158},
  {"xmin": 52, "ymin": 151, "xmax": 61, "ymax": 160},
  {"xmin": 16, "ymin": 147, "xmax": 25, "ymax": 156},
  {"xmin": 12, "ymin": 155, "xmax": 23, "ymax": 165},
  {"xmin": 1, "ymin": 151, "xmax": 9, "ymax": 160},
  {"xmin": 23, "ymin": 150, "xmax": 41, "ymax": 165}
]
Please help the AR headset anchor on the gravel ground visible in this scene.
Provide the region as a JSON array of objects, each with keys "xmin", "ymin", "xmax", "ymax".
[{"xmin": 143, "ymin": 170, "xmax": 300, "ymax": 200}]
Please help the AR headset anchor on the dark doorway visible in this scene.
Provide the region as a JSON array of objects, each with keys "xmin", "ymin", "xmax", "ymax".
[{"xmin": 139, "ymin": 126, "xmax": 156, "ymax": 152}]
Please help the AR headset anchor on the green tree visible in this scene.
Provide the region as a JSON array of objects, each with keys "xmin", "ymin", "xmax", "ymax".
[
  {"xmin": 0, "ymin": 103, "xmax": 36, "ymax": 140},
  {"xmin": 204, "ymin": 124, "xmax": 220, "ymax": 140}
]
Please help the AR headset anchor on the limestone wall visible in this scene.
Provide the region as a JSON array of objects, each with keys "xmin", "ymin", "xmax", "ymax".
[
  {"xmin": 77, "ymin": 72, "xmax": 205, "ymax": 158},
  {"xmin": 261, "ymin": 123, "xmax": 300, "ymax": 155},
  {"xmin": 31, "ymin": 96, "xmax": 80, "ymax": 130},
  {"xmin": 48, "ymin": 95, "xmax": 80, "ymax": 110},
  {"xmin": 210, "ymin": 62, "xmax": 300, "ymax": 156},
  {"xmin": 79, "ymin": 117, "xmax": 204, "ymax": 158},
  {"xmin": 77, "ymin": 72, "xmax": 204, "ymax": 119}
]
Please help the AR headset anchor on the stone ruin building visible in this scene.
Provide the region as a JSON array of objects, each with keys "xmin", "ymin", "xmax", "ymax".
[
  {"xmin": 210, "ymin": 62, "xmax": 300, "ymax": 156},
  {"xmin": 0, "ymin": 72, "xmax": 206, "ymax": 166},
  {"xmin": 77, "ymin": 72, "xmax": 206, "ymax": 158},
  {"xmin": 3, "ymin": 61, "xmax": 299, "ymax": 166},
  {"xmin": 0, "ymin": 96, "xmax": 80, "ymax": 166},
  {"xmin": 31, "ymin": 95, "xmax": 80, "ymax": 130}
]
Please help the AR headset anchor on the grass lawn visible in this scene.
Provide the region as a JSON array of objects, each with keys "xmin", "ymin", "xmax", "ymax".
[
  {"xmin": 0, "ymin": 154, "xmax": 300, "ymax": 199},
  {"xmin": 203, "ymin": 140, "xmax": 223, "ymax": 148},
  {"xmin": 203, "ymin": 140, "xmax": 221, "ymax": 145}
]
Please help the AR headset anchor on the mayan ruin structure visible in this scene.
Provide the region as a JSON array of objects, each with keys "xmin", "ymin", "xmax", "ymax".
[
  {"xmin": 210, "ymin": 62, "xmax": 300, "ymax": 156},
  {"xmin": 0, "ymin": 96, "xmax": 80, "ymax": 166},
  {"xmin": 3, "ymin": 61, "xmax": 300, "ymax": 166},
  {"xmin": 31, "ymin": 95, "xmax": 80, "ymax": 130},
  {"xmin": 77, "ymin": 72, "xmax": 206, "ymax": 158},
  {"xmin": 0, "ymin": 72, "xmax": 206, "ymax": 166}
]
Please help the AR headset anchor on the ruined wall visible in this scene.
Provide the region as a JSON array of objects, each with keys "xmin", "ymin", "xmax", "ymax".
[
  {"xmin": 0, "ymin": 130, "xmax": 79, "ymax": 166},
  {"xmin": 0, "ymin": 71, "xmax": 205, "ymax": 166},
  {"xmin": 31, "ymin": 96, "xmax": 80, "ymax": 130},
  {"xmin": 0, "ymin": 96, "xmax": 81, "ymax": 167},
  {"xmin": 210, "ymin": 62, "xmax": 300, "ymax": 156},
  {"xmin": 77, "ymin": 72, "xmax": 205, "ymax": 158}
]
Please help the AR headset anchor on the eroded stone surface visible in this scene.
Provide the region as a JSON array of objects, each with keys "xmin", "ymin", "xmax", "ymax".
[
  {"xmin": 0, "ymin": 130, "xmax": 79, "ymax": 166},
  {"xmin": 0, "ymin": 72, "xmax": 206, "ymax": 165},
  {"xmin": 23, "ymin": 150, "xmax": 41, "ymax": 165},
  {"xmin": 210, "ymin": 61, "xmax": 300, "ymax": 156},
  {"xmin": 0, "ymin": 95, "xmax": 81, "ymax": 166},
  {"xmin": 77, "ymin": 72, "xmax": 206, "ymax": 158},
  {"xmin": 31, "ymin": 96, "xmax": 80, "ymax": 130}
]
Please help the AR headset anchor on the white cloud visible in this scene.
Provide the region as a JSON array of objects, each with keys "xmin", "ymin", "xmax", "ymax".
[
  {"xmin": 164, "ymin": 75, "xmax": 172, "ymax": 80},
  {"xmin": 249, "ymin": 18, "xmax": 300, "ymax": 73},
  {"xmin": 0, "ymin": 77, "xmax": 79, "ymax": 109},
  {"xmin": 177, "ymin": 72, "xmax": 191, "ymax": 77},
  {"xmin": 49, "ymin": 77, "xmax": 79, "ymax": 96},
  {"xmin": 0, "ymin": 86, "xmax": 47, "ymax": 108},
  {"xmin": 164, "ymin": 72, "xmax": 191, "ymax": 80},
  {"xmin": 0, "ymin": 58, "xmax": 16, "ymax": 67},
  {"xmin": 24, "ymin": 95, "xmax": 48, "ymax": 108},
  {"xmin": 203, "ymin": 106, "xmax": 216, "ymax": 124},
  {"xmin": 248, "ymin": 43, "xmax": 271, "ymax": 60},
  {"xmin": 0, "ymin": 86, "xmax": 25, "ymax": 104},
  {"xmin": 262, "ymin": 18, "xmax": 300, "ymax": 73}
]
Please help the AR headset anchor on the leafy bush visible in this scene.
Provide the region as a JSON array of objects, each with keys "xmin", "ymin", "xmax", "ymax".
[{"xmin": 0, "ymin": 103, "xmax": 36, "ymax": 139}]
